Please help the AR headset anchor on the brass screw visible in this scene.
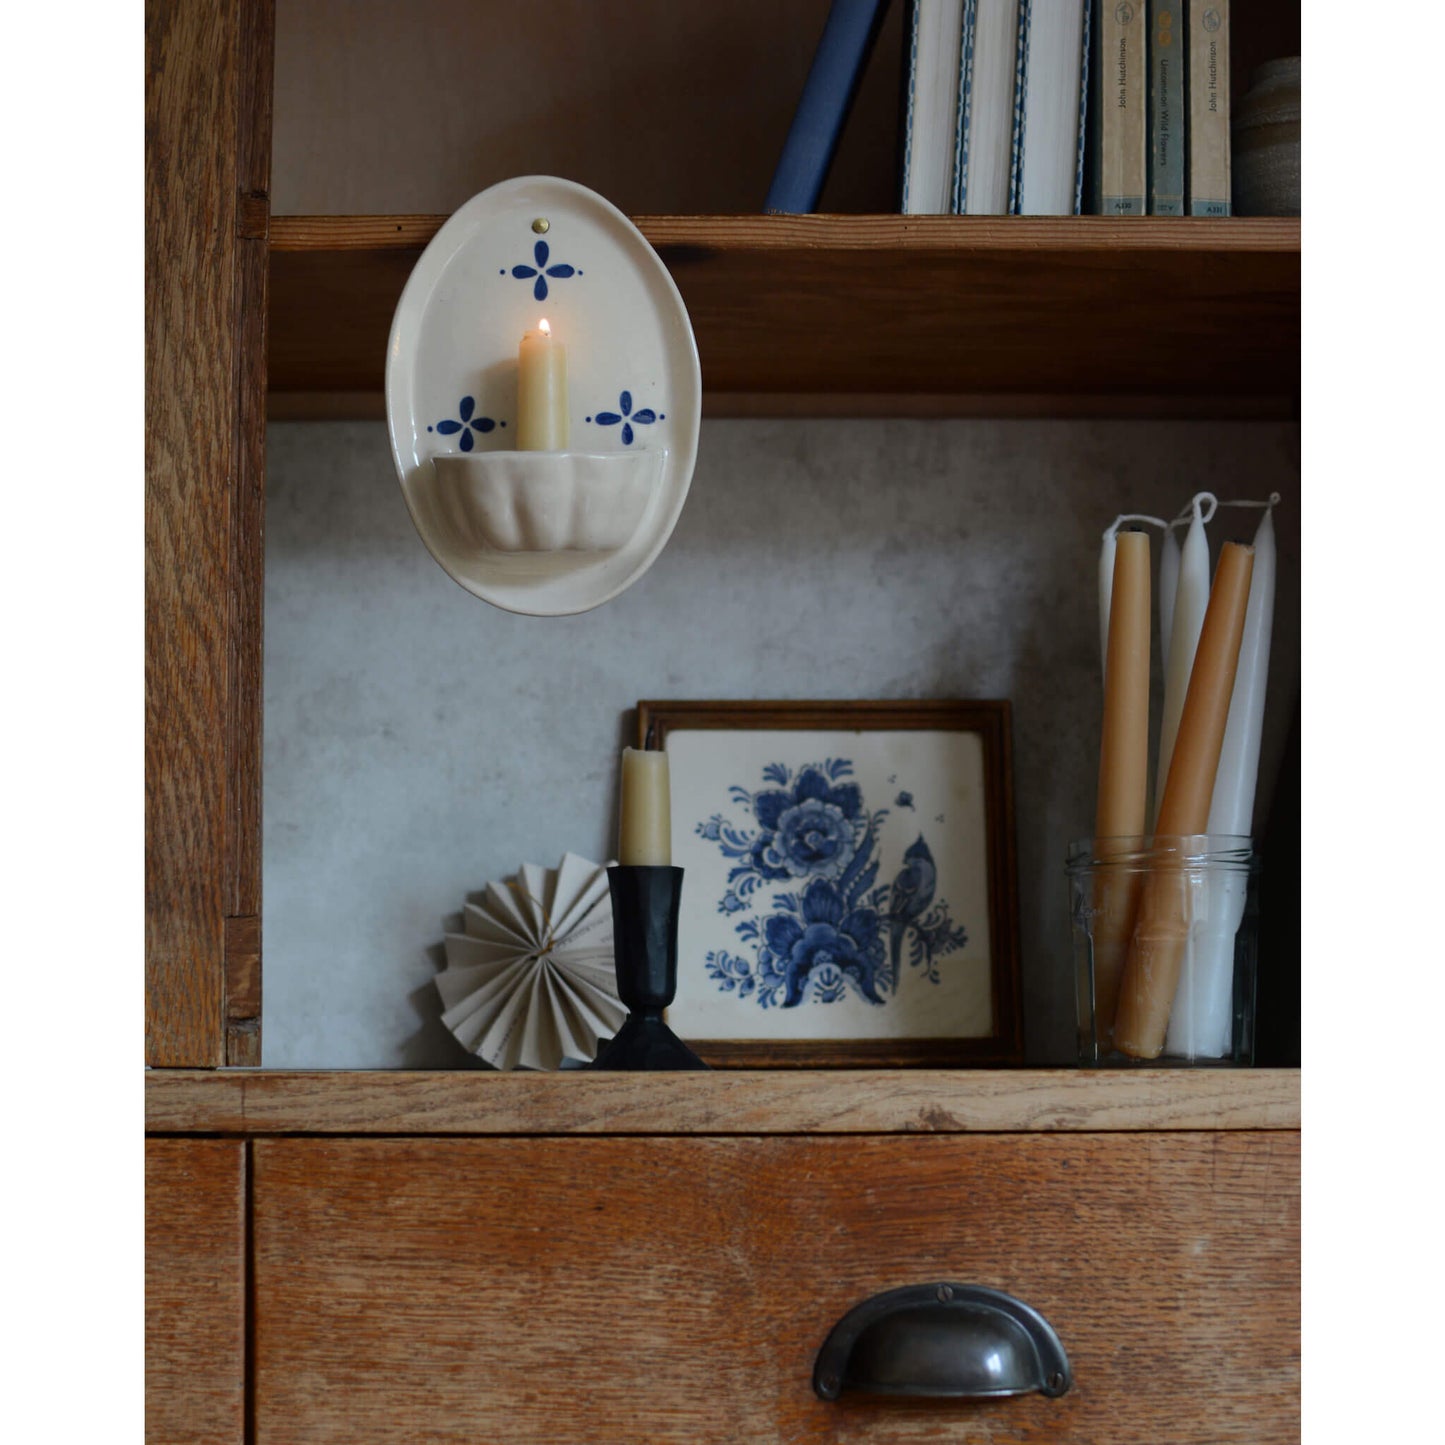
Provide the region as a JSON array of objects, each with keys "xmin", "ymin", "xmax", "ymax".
[{"xmin": 532, "ymin": 217, "xmax": 550, "ymax": 234}]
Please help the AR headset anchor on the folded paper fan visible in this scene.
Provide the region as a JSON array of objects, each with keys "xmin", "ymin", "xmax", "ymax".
[{"xmin": 436, "ymin": 852, "xmax": 623, "ymax": 1071}]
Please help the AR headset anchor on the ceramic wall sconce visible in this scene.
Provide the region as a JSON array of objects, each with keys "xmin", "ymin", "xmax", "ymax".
[{"xmin": 386, "ymin": 176, "xmax": 701, "ymax": 616}]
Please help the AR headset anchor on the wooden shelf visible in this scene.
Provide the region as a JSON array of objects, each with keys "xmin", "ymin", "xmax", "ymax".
[
  {"xmin": 146, "ymin": 1067, "xmax": 1300, "ymax": 1136},
  {"xmin": 269, "ymin": 215, "xmax": 1300, "ymax": 420}
]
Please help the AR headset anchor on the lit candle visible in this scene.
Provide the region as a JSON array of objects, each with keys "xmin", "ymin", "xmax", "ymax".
[
  {"xmin": 1168, "ymin": 503, "xmax": 1278, "ymax": 1056},
  {"xmin": 1114, "ymin": 542, "xmax": 1255, "ymax": 1059},
  {"xmin": 1154, "ymin": 495, "xmax": 1213, "ymax": 826},
  {"xmin": 517, "ymin": 318, "xmax": 568, "ymax": 451},
  {"xmin": 618, "ymin": 748, "xmax": 671, "ymax": 866},
  {"xmin": 1091, "ymin": 530, "xmax": 1151, "ymax": 1043}
]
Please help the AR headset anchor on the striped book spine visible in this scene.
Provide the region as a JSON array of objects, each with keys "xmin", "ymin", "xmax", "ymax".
[
  {"xmin": 1148, "ymin": 1, "xmax": 1184, "ymax": 213},
  {"xmin": 1187, "ymin": 0, "xmax": 1230, "ymax": 214},
  {"xmin": 952, "ymin": 0, "xmax": 978, "ymax": 211},
  {"xmin": 1007, "ymin": 0, "xmax": 1029, "ymax": 213},
  {"xmin": 1075, "ymin": 0, "xmax": 1092, "ymax": 214}
]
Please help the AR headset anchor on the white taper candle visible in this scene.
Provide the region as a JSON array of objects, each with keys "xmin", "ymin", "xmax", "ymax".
[
  {"xmin": 1167, "ymin": 503, "xmax": 1276, "ymax": 1058},
  {"xmin": 1207, "ymin": 505, "xmax": 1276, "ymax": 835},
  {"xmin": 1154, "ymin": 499, "xmax": 1212, "ymax": 827},
  {"xmin": 1099, "ymin": 525, "xmax": 1117, "ymax": 686},
  {"xmin": 1158, "ymin": 524, "xmax": 1182, "ymax": 674}
]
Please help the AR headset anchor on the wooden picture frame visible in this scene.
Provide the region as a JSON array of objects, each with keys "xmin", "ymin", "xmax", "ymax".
[{"xmin": 640, "ymin": 700, "xmax": 1022, "ymax": 1067}]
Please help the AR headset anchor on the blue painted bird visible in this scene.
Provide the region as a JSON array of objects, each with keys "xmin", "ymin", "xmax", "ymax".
[{"xmin": 888, "ymin": 836, "xmax": 937, "ymax": 989}]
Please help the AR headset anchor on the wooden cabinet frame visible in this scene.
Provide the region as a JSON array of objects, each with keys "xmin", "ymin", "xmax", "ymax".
[{"xmin": 146, "ymin": 0, "xmax": 273, "ymax": 1066}]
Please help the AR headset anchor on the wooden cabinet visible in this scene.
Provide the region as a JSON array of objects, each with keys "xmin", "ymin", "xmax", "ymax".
[
  {"xmin": 146, "ymin": 1071, "xmax": 1300, "ymax": 1442},
  {"xmin": 145, "ymin": 2, "xmax": 1302, "ymax": 1439}
]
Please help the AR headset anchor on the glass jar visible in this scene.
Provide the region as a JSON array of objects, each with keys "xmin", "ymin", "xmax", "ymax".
[{"xmin": 1066, "ymin": 836, "xmax": 1258, "ymax": 1065}]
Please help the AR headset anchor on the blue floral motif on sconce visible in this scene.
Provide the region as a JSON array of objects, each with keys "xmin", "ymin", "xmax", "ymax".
[
  {"xmin": 508, "ymin": 239, "xmax": 576, "ymax": 302},
  {"xmin": 428, "ymin": 396, "xmax": 503, "ymax": 453},
  {"xmin": 587, "ymin": 390, "xmax": 663, "ymax": 446}
]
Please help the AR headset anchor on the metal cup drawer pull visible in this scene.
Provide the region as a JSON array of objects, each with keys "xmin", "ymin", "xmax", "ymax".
[{"xmin": 813, "ymin": 1283, "xmax": 1072, "ymax": 1402}]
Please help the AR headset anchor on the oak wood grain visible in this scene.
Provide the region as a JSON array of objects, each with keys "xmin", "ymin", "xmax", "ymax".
[
  {"xmin": 146, "ymin": 0, "xmax": 272, "ymax": 1065},
  {"xmin": 253, "ymin": 1133, "xmax": 1299, "ymax": 1443},
  {"xmin": 146, "ymin": 1140, "xmax": 247, "ymax": 1445},
  {"xmin": 145, "ymin": 1067, "xmax": 1300, "ymax": 1136},
  {"xmin": 270, "ymin": 213, "xmax": 1304, "ymax": 254},
  {"xmin": 267, "ymin": 215, "xmax": 1300, "ymax": 413}
]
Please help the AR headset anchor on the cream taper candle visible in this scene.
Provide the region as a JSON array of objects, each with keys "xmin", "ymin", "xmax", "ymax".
[
  {"xmin": 517, "ymin": 318, "xmax": 568, "ymax": 450},
  {"xmin": 618, "ymin": 748, "xmax": 671, "ymax": 866}
]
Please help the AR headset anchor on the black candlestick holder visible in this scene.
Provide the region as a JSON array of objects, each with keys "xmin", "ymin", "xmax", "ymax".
[{"xmin": 587, "ymin": 865, "xmax": 708, "ymax": 1070}]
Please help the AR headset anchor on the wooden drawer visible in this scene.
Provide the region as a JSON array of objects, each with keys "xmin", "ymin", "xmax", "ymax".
[{"xmin": 254, "ymin": 1132, "xmax": 1298, "ymax": 1442}]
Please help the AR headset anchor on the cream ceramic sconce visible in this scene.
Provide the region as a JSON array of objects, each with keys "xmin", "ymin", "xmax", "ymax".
[{"xmin": 386, "ymin": 176, "xmax": 701, "ymax": 616}]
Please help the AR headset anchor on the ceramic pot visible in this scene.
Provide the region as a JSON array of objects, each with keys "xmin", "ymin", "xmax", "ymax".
[{"xmin": 1232, "ymin": 57, "xmax": 1300, "ymax": 216}]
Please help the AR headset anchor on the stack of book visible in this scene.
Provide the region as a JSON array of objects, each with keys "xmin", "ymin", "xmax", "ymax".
[
  {"xmin": 1092, "ymin": 1, "xmax": 1231, "ymax": 216},
  {"xmin": 763, "ymin": 1, "xmax": 1231, "ymax": 218}
]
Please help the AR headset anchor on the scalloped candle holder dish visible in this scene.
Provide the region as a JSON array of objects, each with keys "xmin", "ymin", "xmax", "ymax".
[
  {"xmin": 431, "ymin": 449, "xmax": 667, "ymax": 553},
  {"xmin": 386, "ymin": 175, "xmax": 701, "ymax": 616}
]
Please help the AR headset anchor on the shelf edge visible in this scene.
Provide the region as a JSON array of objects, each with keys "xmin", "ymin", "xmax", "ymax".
[{"xmin": 146, "ymin": 1067, "xmax": 1301, "ymax": 1136}]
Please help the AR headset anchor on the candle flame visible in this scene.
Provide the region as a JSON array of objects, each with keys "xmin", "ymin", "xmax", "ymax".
[{"xmin": 538, "ymin": 318, "xmax": 551, "ymax": 335}]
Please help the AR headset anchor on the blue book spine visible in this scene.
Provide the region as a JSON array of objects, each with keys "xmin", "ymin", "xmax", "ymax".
[
  {"xmin": 764, "ymin": 0, "xmax": 891, "ymax": 214},
  {"xmin": 1148, "ymin": 1, "xmax": 1184, "ymax": 213},
  {"xmin": 952, "ymin": 1, "xmax": 978, "ymax": 212}
]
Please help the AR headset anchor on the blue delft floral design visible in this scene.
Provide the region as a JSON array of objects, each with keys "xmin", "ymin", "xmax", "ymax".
[
  {"xmin": 587, "ymin": 390, "xmax": 661, "ymax": 446},
  {"xmin": 507, "ymin": 239, "xmax": 576, "ymax": 302},
  {"xmin": 698, "ymin": 760, "xmax": 968, "ymax": 1009},
  {"xmin": 429, "ymin": 396, "xmax": 501, "ymax": 452}
]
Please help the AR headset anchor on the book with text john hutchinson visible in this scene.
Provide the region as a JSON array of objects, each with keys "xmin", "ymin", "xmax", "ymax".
[{"xmin": 1187, "ymin": 0, "xmax": 1230, "ymax": 214}]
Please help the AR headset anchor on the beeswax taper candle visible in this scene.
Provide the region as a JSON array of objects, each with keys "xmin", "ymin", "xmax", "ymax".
[
  {"xmin": 1091, "ymin": 529, "xmax": 1151, "ymax": 1043},
  {"xmin": 1113, "ymin": 541, "xmax": 1255, "ymax": 1059},
  {"xmin": 517, "ymin": 318, "xmax": 568, "ymax": 450},
  {"xmin": 618, "ymin": 748, "xmax": 671, "ymax": 866}
]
